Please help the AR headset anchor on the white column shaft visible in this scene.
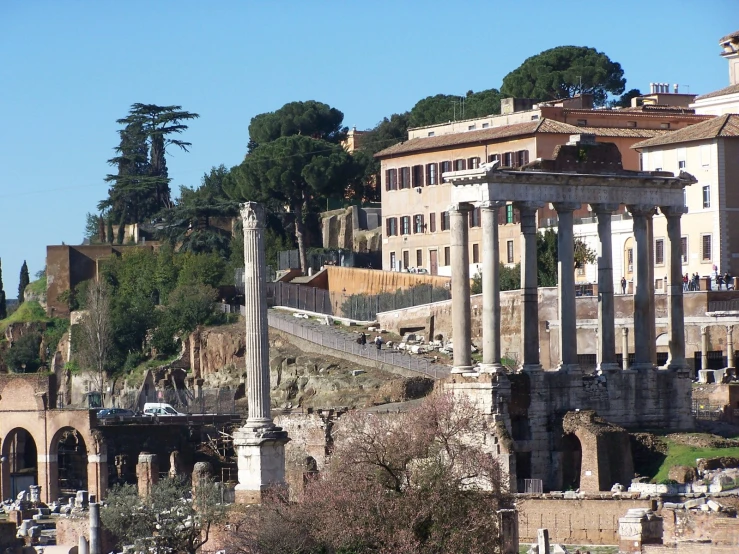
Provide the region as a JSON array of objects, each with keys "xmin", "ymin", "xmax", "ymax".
[
  {"xmin": 481, "ymin": 204, "xmax": 502, "ymax": 371},
  {"xmin": 450, "ymin": 204, "xmax": 472, "ymax": 373}
]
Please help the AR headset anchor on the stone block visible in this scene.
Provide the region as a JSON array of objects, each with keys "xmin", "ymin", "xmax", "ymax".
[{"xmin": 683, "ymin": 497, "xmax": 706, "ymax": 509}]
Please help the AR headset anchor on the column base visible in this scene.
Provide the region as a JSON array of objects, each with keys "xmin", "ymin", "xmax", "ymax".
[
  {"xmin": 596, "ymin": 363, "xmax": 621, "ymax": 374},
  {"xmin": 452, "ymin": 365, "xmax": 474, "ymax": 374},
  {"xmin": 556, "ymin": 363, "xmax": 581, "ymax": 374},
  {"xmin": 631, "ymin": 362, "xmax": 656, "ymax": 371},
  {"xmin": 521, "ymin": 363, "xmax": 542, "ymax": 373},
  {"xmin": 662, "ymin": 358, "xmax": 689, "ymax": 372},
  {"xmin": 233, "ymin": 426, "xmax": 289, "ymax": 504},
  {"xmin": 479, "ymin": 363, "xmax": 506, "ymax": 374}
]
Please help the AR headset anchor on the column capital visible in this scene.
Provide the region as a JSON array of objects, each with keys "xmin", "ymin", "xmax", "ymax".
[
  {"xmin": 480, "ymin": 200, "xmax": 505, "ymax": 210},
  {"xmin": 590, "ymin": 203, "xmax": 620, "ymax": 214},
  {"xmin": 701, "ymin": 325, "xmax": 709, "ymax": 334},
  {"xmin": 448, "ymin": 202, "xmax": 473, "ymax": 213},
  {"xmin": 627, "ymin": 204, "xmax": 656, "ymax": 217},
  {"xmin": 727, "ymin": 324, "xmax": 735, "ymax": 334},
  {"xmin": 660, "ymin": 205, "xmax": 688, "ymax": 218},
  {"xmin": 240, "ymin": 202, "xmax": 266, "ymax": 230},
  {"xmin": 513, "ymin": 201, "xmax": 544, "ymax": 214},
  {"xmin": 552, "ymin": 202, "xmax": 581, "ymax": 213}
]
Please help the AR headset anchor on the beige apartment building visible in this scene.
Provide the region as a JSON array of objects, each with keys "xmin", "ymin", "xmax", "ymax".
[
  {"xmin": 376, "ymin": 102, "xmax": 710, "ymax": 275},
  {"xmin": 691, "ymin": 30, "xmax": 739, "ymax": 116}
]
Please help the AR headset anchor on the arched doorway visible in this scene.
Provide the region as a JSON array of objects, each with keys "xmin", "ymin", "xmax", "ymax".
[
  {"xmin": 561, "ymin": 433, "xmax": 582, "ymax": 492},
  {"xmin": 2, "ymin": 428, "xmax": 38, "ymax": 498},
  {"xmin": 53, "ymin": 428, "xmax": 88, "ymax": 499}
]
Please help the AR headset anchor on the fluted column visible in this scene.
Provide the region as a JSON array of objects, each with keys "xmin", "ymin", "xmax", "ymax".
[
  {"xmin": 592, "ymin": 203, "xmax": 620, "ymax": 372},
  {"xmin": 480, "ymin": 201, "xmax": 504, "ymax": 373},
  {"xmin": 629, "ymin": 205, "xmax": 656, "ymax": 370},
  {"xmin": 554, "ymin": 202, "xmax": 580, "ymax": 372},
  {"xmin": 450, "ymin": 203, "xmax": 473, "ymax": 373},
  {"xmin": 241, "ymin": 202, "xmax": 273, "ymax": 428},
  {"xmin": 516, "ymin": 202, "xmax": 543, "ymax": 371},
  {"xmin": 662, "ymin": 206, "xmax": 688, "ymax": 371},
  {"xmin": 622, "ymin": 328, "xmax": 630, "ymax": 370},
  {"xmin": 727, "ymin": 326, "xmax": 735, "ymax": 369}
]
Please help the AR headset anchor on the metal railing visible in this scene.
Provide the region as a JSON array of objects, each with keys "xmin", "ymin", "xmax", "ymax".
[
  {"xmin": 267, "ymin": 312, "xmax": 450, "ymax": 380},
  {"xmin": 117, "ymin": 388, "xmax": 238, "ymax": 414},
  {"xmin": 266, "ymin": 282, "xmax": 333, "ymax": 315},
  {"xmin": 709, "ymin": 299, "xmax": 739, "ymax": 312}
]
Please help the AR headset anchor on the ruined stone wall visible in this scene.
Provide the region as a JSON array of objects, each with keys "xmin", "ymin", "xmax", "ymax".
[
  {"xmin": 55, "ymin": 514, "xmax": 117, "ymax": 552},
  {"xmin": 517, "ymin": 497, "xmax": 652, "ymax": 544},
  {"xmin": 660, "ymin": 507, "xmax": 739, "ymax": 548},
  {"xmin": 0, "ymin": 521, "xmax": 20, "ymax": 551}
]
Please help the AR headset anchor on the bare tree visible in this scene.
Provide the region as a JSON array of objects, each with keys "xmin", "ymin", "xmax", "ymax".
[{"xmin": 75, "ymin": 280, "xmax": 112, "ymax": 393}]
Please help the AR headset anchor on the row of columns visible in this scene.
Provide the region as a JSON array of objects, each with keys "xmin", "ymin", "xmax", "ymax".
[{"xmin": 449, "ymin": 201, "xmax": 688, "ymax": 374}]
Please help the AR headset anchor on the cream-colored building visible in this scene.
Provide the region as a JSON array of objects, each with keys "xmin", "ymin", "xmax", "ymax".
[
  {"xmin": 376, "ymin": 103, "xmax": 709, "ymax": 276},
  {"xmin": 691, "ymin": 30, "xmax": 739, "ymax": 116}
]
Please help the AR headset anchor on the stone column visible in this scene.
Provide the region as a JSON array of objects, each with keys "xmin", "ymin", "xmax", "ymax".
[
  {"xmin": 592, "ymin": 204, "xmax": 620, "ymax": 372},
  {"xmin": 87, "ymin": 453, "xmax": 108, "ymax": 502},
  {"xmin": 629, "ymin": 205, "xmax": 656, "ymax": 370},
  {"xmin": 662, "ymin": 207, "xmax": 689, "ymax": 371},
  {"xmin": 89, "ymin": 503, "xmax": 101, "ymax": 554},
  {"xmin": 618, "ymin": 508, "xmax": 663, "ymax": 554},
  {"xmin": 701, "ymin": 326, "xmax": 709, "ymax": 372},
  {"xmin": 136, "ymin": 453, "xmax": 158, "ymax": 498},
  {"xmin": 646, "ymin": 213, "xmax": 657, "ymax": 364},
  {"xmin": 234, "ymin": 202, "xmax": 289, "ymax": 504},
  {"xmin": 516, "ymin": 202, "xmax": 543, "ymax": 371},
  {"xmin": 554, "ymin": 202, "xmax": 581, "ymax": 372},
  {"xmin": 78, "ymin": 536, "xmax": 89, "ymax": 554},
  {"xmin": 450, "ymin": 203, "xmax": 473, "ymax": 374},
  {"xmin": 727, "ymin": 326, "xmax": 735, "ymax": 369},
  {"xmin": 622, "ymin": 328, "xmax": 630, "ymax": 370},
  {"xmin": 537, "ymin": 529, "xmax": 550, "ymax": 554},
  {"xmin": 480, "ymin": 201, "xmax": 504, "ymax": 373}
]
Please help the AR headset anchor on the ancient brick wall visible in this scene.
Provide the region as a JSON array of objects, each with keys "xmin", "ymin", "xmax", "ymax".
[
  {"xmin": 517, "ymin": 497, "xmax": 652, "ymax": 544},
  {"xmin": 55, "ymin": 514, "xmax": 117, "ymax": 552},
  {"xmin": 661, "ymin": 507, "xmax": 739, "ymax": 547}
]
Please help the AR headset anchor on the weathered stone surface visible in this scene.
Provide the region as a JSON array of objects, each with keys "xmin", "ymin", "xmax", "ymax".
[{"xmin": 669, "ymin": 465, "xmax": 697, "ymax": 484}]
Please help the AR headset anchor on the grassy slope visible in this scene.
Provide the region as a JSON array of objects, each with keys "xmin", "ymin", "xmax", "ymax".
[
  {"xmin": 653, "ymin": 439, "xmax": 739, "ymax": 482},
  {"xmin": 0, "ymin": 301, "xmax": 49, "ymax": 335}
]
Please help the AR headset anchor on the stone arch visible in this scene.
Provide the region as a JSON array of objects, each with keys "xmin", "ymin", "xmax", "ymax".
[
  {"xmin": 1, "ymin": 428, "xmax": 39, "ymax": 499},
  {"xmin": 560, "ymin": 433, "xmax": 582, "ymax": 492},
  {"xmin": 49, "ymin": 427, "xmax": 88, "ymax": 500},
  {"xmin": 303, "ymin": 456, "xmax": 319, "ymax": 485}
]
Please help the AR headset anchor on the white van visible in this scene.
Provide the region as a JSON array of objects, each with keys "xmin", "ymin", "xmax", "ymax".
[{"xmin": 143, "ymin": 403, "xmax": 184, "ymax": 416}]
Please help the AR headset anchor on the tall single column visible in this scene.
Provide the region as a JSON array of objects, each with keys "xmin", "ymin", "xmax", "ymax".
[
  {"xmin": 241, "ymin": 202, "xmax": 272, "ymax": 427},
  {"xmin": 727, "ymin": 325, "xmax": 735, "ymax": 369},
  {"xmin": 554, "ymin": 202, "xmax": 580, "ymax": 372},
  {"xmin": 516, "ymin": 202, "xmax": 543, "ymax": 371},
  {"xmin": 662, "ymin": 207, "xmax": 688, "ymax": 370},
  {"xmin": 629, "ymin": 205, "xmax": 656, "ymax": 370},
  {"xmin": 701, "ymin": 326, "xmax": 709, "ymax": 372},
  {"xmin": 234, "ymin": 202, "xmax": 288, "ymax": 504},
  {"xmin": 450, "ymin": 203, "xmax": 473, "ymax": 373},
  {"xmin": 89, "ymin": 503, "xmax": 101, "ymax": 554},
  {"xmin": 646, "ymin": 211, "xmax": 657, "ymax": 364},
  {"xmin": 480, "ymin": 201, "xmax": 504, "ymax": 373},
  {"xmin": 622, "ymin": 328, "xmax": 630, "ymax": 370},
  {"xmin": 593, "ymin": 204, "xmax": 620, "ymax": 372}
]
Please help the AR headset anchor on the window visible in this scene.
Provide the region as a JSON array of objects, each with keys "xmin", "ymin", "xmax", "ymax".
[
  {"xmin": 385, "ymin": 217, "xmax": 398, "ymax": 236},
  {"xmin": 660, "ymin": 122, "xmax": 670, "ymax": 129},
  {"xmin": 428, "ymin": 131, "xmax": 435, "ymax": 137},
  {"xmin": 703, "ymin": 185, "xmax": 711, "ymax": 208},
  {"xmin": 468, "ymin": 124, "xmax": 476, "ymax": 131},
  {"xmin": 402, "ymin": 250, "xmax": 410, "ymax": 270},
  {"xmin": 627, "ymin": 248, "xmax": 634, "ymax": 272},
  {"xmin": 681, "ymin": 237, "xmax": 688, "ymax": 264},
  {"xmin": 531, "ymin": 114, "xmax": 539, "ymax": 120},
  {"xmin": 472, "ymin": 243, "xmax": 479, "ymax": 264},
  {"xmin": 385, "ymin": 168, "xmax": 397, "ymax": 191},
  {"xmin": 700, "ymin": 144, "xmax": 711, "ymax": 166},
  {"xmin": 679, "ymin": 160, "xmax": 686, "ymax": 169},
  {"xmin": 702, "ymin": 234, "xmax": 712, "ymax": 261},
  {"xmin": 683, "ymin": 188, "xmax": 687, "ymax": 207},
  {"xmin": 677, "ymin": 147, "xmax": 686, "ymax": 168},
  {"xmin": 469, "ymin": 207, "xmax": 481, "ymax": 228},
  {"xmin": 506, "ymin": 204, "xmax": 514, "ymax": 224},
  {"xmin": 390, "ymin": 252, "xmax": 396, "ymax": 271},
  {"xmin": 412, "ymin": 165, "xmax": 424, "ymax": 187},
  {"xmin": 627, "ymin": 121, "xmax": 637, "ymax": 128},
  {"xmin": 507, "ymin": 240, "xmax": 514, "ymax": 263},
  {"xmin": 441, "ymin": 211, "xmax": 450, "ymax": 231},
  {"xmin": 416, "ymin": 249, "xmax": 423, "ymax": 267},
  {"xmin": 399, "ymin": 167, "xmax": 411, "ymax": 189},
  {"xmin": 444, "ymin": 246, "xmax": 450, "ymax": 266},
  {"xmin": 454, "ymin": 159, "xmax": 466, "ymax": 171},
  {"xmin": 482, "ymin": 122, "xmax": 490, "ymax": 129},
  {"xmin": 503, "ymin": 152, "xmax": 514, "ymax": 167},
  {"xmin": 440, "ymin": 161, "xmax": 452, "ymax": 182},
  {"xmin": 577, "ymin": 263, "xmax": 585, "ymax": 276},
  {"xmin": 577, "ymin": 119, "xmax": 588, "ymax": 126},
  {"xmin": 400, "ymin": 216, "xmax": 411, "ymax": 235},
  {"xmin": 426, "ymin": 163, "xmax": 438, "ymax": 185},
  {"xmin": 655, "ymin": 239, "xmax": 664, "ymax": 265},
  {"xmin": 517, "ymin": 150, "xmax": 529, "ymax": 166},
  {"xmin": 413, "ymin": 214, "xmax": 424, "ymax": 234},
  {"xmin": 429, "ymin": 213, "xmax": 436, "ymax": 232},
  {"xmin": 468, "ymin": 157, "xmax": 480, "ymax": 169},
  {"xmin": 488, "ymin": 153, "xmax": 500, "ymax": 164}
]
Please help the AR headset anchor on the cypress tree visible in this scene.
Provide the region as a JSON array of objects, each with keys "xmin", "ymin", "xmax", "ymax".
[
  {"xmin": 0, "ymin": 258, "xmax": 7, "ymax": 319},
  {"xmin": 18, "ymin": 260, "xmax": 29, "ymax": 304}
]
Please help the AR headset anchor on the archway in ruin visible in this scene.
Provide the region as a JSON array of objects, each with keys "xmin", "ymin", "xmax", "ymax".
[
  {"xmin": 52, "ymin": 427, "xmax": 88, "ymax": 499},
  {"xmin": 2, "ymin": 428, "xmax": 38, "ymax": 498},
  {"xmin": 561, "ymin": 433, "xmax": 582, "ymax": 492}
]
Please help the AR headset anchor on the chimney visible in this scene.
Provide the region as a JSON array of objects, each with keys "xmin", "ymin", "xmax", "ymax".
[
  {"xmin": 649, "ymin": 82, "xmax": 655, "ymax": 94},
  {"xmin": 673, "ymin": 84, "xmax": 679, "ymax": 93}
]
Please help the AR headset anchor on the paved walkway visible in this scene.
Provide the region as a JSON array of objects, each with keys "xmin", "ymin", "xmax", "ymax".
[{"xmin": 267, "ymin": 310, "xmax": 451, "ymax": 380}]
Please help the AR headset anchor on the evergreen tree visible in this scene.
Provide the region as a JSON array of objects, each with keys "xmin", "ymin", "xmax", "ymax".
[
  {"xmin": 18, "ymin": 260, "xmax": 29, "ymax": 304},
  {"xmin": 0, "ymin": 258, "xmax": 7, "ymax": 319}
]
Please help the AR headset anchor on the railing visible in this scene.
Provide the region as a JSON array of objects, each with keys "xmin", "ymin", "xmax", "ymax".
[
  {"xmin": 267, "ymin": 312, "xmax": 449, "ymax": 380},
  {"xmin": 266, "ymin": 282, "xmax": 334, "ymax": 315},
  {"xmin": 117, "ymin": 388, "xmax": 238, "ymax": 414},
  {"xmin": 708, "ymin": 299, "xmax": 739, "ymax": 312},
  {"xmin": 517, "ymin": 478, "xmax": 544, "ymax": 494},
  {"xmin": 692, "ymin": 400, "xmax": 724, "ymax": 421}
]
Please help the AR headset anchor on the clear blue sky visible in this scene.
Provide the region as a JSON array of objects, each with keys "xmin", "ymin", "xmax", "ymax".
[{"xmin": 0, "ymin": 0, "xmax": 733, "ymax": 298}]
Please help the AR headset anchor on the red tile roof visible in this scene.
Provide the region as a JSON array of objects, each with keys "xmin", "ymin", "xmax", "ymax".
[
  {"xmin": 632, "ymin": 114, "xmax": 739, "ymax": 149},
  {"xmin": 694, "ymin": 83, "xmax": 739, "ymax": 101}
]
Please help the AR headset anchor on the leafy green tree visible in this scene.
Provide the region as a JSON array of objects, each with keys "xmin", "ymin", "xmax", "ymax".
[
  {"xmin": 610, "ymin": 88, "xmax": 642, "ymax": 108},
  {"xmin": 248, "ymin": 100, "xmax": 346, "ymax": 147},
  {"xmin": 176, "ymin": 252, "xmax": 225, "ymax": 289},
  {"xmin": 84, "ymin": 212, "xmax": 101, "ymax": 242},
  {"xmin": 501, "ymin": 46, "xmax": 626, "ymax": 106},
  {"xmin": 408, "ymin": 89, "xmax": 503, "ymax": 128},
  {"xmin": 101, "ymin": 477, "xmax": 226, "ymax": 554},
  {"xmin": 227, "ymin": 135, "xmax": 355, "ymax": 272},
  {"xmin": 0, "ymin": 258, "xmax": 6, "ymax": 319},
  {"xmin": 152, "ymin": 284, "xmax": 218, "ymax": 355},
  {"xmin": 471, "ymin": 263, "xmax": 521, "ymax": 294},
  {"xmin": 537, "ymin": 229, "xmax": 598, "ymax": 286},
  {"xmin": 4, "ymin": 331, "xmax": 42, "ymax": 372},
  {"xmin": 155, "ymin": 244, "xmax": 179, "ymax": 304},
  {"xmin": 18, "ymin": 261, "xmax": 29, "ymax": 303}
]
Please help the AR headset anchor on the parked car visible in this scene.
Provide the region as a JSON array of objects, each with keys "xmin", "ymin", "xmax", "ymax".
[
  {"xmin": 97, "ymin": 408, "xmax": 136, "ymax": 418},
  {"xmin": 143, "ymin": 402, "xmax": 184, "ymax": 416}
]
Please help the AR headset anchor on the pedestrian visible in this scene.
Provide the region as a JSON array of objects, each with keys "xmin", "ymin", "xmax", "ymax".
[
  {"xmin": 726, "ymin": 272, "xmax": 733, "ymax": 290},
  {"xmin": 360, "ymin": 332, "xmax": 367, "ymax": 347},
  {"xmin": 374, "ymin": 335, "xmax": 383, "ymax": 350},
  {"xmin": 718, "ymin": 273, "xmax": 725, "ymax": 290},
  {"xmin": 683, "ymin": 273, "xmax": 689, "ymax": 292},
  {"xmin": 621, "ymin": 276, "xmax": 627, "ymax": 295}
]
